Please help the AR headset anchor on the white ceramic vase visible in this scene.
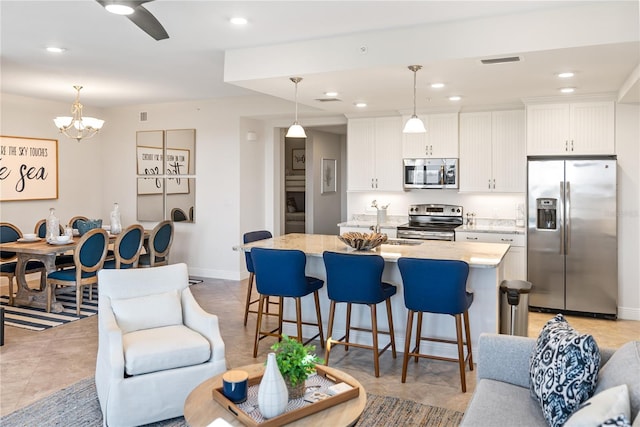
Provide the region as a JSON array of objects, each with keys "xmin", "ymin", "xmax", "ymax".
[{"xmin": 258, "ymin": 352, "xmax": 288, "ymax": 419}]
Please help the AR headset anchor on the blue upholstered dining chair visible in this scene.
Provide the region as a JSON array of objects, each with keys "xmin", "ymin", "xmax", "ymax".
[
  {"xmin": 103, "ymin": 224, "xmax": 145, "ymax": 269},
  {"xmin": 242, "ymin": 230, "xmax": 279, "ymax": 326},
  {"xmin": 34, "ymin": 219, "xmax": 74, "ymax": 269},
  {"xmin": 45, "ymin": 228, "xmax": 109, "ymax": 315},
  {"xmin": 322, "ymin": 251, "xmax": 397, "ymax": 377},
  {"xmin": 397, "ymin": 257, "xmax": 474, "ymax": 392},
  {"xmin": 139, "ymin": 220, "xmax": 173, "ymax": 267},
  {"xmin": 250, "ymin": 247, "xmax": 325, "ymax": 357},
  {"xmin": 0, "ymin": 222, "xmax": 46, "ymax": 304},
  {"xmin": 170, "ymin": 208, "xmax": 188, "ymax": 222},
  {"xmin": 67, "ymin": 215, "xmax": 89, "ymax": 229}
]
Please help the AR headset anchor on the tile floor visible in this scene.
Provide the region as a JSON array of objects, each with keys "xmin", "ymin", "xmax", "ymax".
[{"xmin": 1, "ymin": 277, "xmax": 638, "ymax": 418}]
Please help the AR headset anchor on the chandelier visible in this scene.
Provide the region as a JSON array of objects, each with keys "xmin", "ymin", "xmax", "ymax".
[
  {"xmin": 53, "ymin": 86, "xmax": 105, "ymax": 142},
  {"xmin": 286, "ymin": 77, "xmax": 307, "ymax": 138}
]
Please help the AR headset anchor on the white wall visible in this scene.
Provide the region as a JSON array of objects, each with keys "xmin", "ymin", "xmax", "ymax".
[
  {"xmin": 1, "ymin": 94, "xmax": 105, "ymax": 230},
  {"xmin": 308, "ymin": 130, "xmax": 342, "ymax": 235},
  {"xmin": 615, "ymin": 103, "xmax": 640, "ymax": 320}
]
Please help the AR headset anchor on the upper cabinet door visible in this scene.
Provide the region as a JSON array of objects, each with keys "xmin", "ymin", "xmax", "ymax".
[
  {"xmin": 374, "ymin": 116, "xmax": 403, "ymax": 191},
  {"xmin": 492, "ymin": 110, "xmax": 525, "ymax": 192},
  {"xmin": 569, "ymin": 102, "xmax": 615, "ymax": 154},
  {"xmin": 459, "ymin": 112, "xmax": 492, "ymax": 192},
  {"xmin": 526, "ymin": 104, "xmax": 570, "ymax": 155},
  {"xmin": 428, "ymin": 113, "xmax": 459, "ymax": 158},
  {"xmin": 347, "ymin": 118, "xmax": 376, "ymax": 191}
]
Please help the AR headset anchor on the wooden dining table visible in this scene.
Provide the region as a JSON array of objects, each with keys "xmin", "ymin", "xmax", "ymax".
[{"xmin": 0, "ymin": 231, "xmax": 149, "ymax": 312}]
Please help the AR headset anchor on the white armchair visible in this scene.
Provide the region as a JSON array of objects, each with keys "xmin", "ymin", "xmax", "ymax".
[{"xmin": 96, "ymin": 263, "xmax": 226, "ymax": 427}]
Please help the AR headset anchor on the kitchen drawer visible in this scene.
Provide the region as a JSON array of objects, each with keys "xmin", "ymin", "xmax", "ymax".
[{"xmin": 455, "ymin": 231, "xmax": 525, "ymax": 247}]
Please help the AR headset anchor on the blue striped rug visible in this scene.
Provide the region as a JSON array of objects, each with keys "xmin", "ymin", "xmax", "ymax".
[{"xmin": 0, "ymin": 288, "xmax": 98, "ymax": 331}]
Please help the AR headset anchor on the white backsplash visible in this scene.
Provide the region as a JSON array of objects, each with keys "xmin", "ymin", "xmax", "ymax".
[{"xmin": 347, "ymin": 191, "xmax": 525, "ymax": 223}]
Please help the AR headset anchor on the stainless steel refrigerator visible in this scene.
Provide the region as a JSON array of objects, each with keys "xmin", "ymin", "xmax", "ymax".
[{"xmin": 527, "ymin": 157, "xmax": 617, "ymax": 318}]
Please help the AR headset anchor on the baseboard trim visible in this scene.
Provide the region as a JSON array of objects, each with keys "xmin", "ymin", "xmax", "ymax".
[{"xmin": 617, "ymin": 306, "xmax": 640, "ymax": 321}]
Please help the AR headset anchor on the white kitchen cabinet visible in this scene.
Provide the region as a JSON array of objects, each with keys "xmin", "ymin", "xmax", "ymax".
[
  {"xmin": 347, "ymin": 116, "xmax": 402, "ymax": 191},
  {"xmin": 455, "ymin": 231, "xmax": 526, "ymax": 280},
  {"xmin": 459, "ymin": 110, "xmax": 525, "ymax": 193},
  {"xmin": 526, "ymin": 101, "xmax": 614, "ymax": 155},
  {"xmin": 402, "ymin": 113, "xmax": 459, "ymax": 158}
]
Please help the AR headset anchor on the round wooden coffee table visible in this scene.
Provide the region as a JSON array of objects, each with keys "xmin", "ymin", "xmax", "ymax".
[{"xmin": 184, "ymin": 363, "xmax": 367, "ymax": 427}]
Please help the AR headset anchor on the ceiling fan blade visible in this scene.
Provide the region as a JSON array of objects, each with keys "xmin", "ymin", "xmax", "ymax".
[
  {"xmin": 127, "ymin": 3, "xmax": 169, "ymax": 41},
  {"xmin": 96, "ymin": 0, "xmax": 169, "ymax": 41}
]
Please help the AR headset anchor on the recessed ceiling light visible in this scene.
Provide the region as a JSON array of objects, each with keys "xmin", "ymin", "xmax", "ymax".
[
  {"xmin": 105, "ymin": 4, "xmax": 134, "ymax": 15},
  {"xmin": 354, "ymin": 102, "xmax": 367, "ymax": 108},
  {"xmin": 560, "ymin": 87, "xmax": 575, "ymax": 93},
  {"xmin": 431, "ymin": 83, "xmax": 445, "ymax": 89},
  {"xmin": 449, "ymin": 96, "xmax": 461, "ymax": 101},
  {"xmin": 230, "ymin": 17, "xmax": 248, "ymax": 25},
  {"xmin": 325, "ymin": 91, "xmax": 338, "ymax": 97},
  {"xmin": 557, "ymin": 72, "xmax": 575, "ymax": 78},
  {"xmin": 46, "ymin": 47, "xmax": 66, "ymax": 53}
]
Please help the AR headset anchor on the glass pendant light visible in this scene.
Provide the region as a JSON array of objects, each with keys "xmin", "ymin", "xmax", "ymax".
[
  {"xmin": 286, "ymin": 77, "xmax": 307, "ymax": 138},
  {"xmin": 403, "ymin": 65, "xmax": 426, "ymax": 134}
]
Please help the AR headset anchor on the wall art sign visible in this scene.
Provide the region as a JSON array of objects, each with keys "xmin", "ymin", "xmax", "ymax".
[
  {"xmin": 321, "ymin": 158, "xmax": 337, "ymax": 194},
  {"xmin": 0, "ymin": 135, "xmax": 58, "ymax": 201},
  {"xmin": 136, "ymin": 146, "xmax": 190, "ymax": 194},
  {"xmin": 292, "ymin": 148, "xmax": 305, "ymax": 170}
]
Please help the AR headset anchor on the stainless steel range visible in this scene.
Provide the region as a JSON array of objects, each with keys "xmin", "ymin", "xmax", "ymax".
[{"xmin": 396, "ymin": 204, "xmax": 463, "ymax": 241}]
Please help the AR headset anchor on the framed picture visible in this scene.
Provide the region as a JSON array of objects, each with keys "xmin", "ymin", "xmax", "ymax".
[
  {"xmin": 0, "ymin": 135, "xmax": 58, "ymax": 201},
  {"xmin": 292, "ymin": 148, "xmax": 305, "ymax": 170},
  {"xmin": 321, "ymin": 158, "xmax": 337, "ymax": 194}
]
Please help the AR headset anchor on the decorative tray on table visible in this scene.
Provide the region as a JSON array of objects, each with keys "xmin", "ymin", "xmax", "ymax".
[{"xmin": 211, "ymin": 365, "xmax": 360, "ymax": 427}]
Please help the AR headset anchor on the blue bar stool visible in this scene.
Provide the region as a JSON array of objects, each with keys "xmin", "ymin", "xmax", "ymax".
[
  {"xmin": 242, "ymin": 231, "xmax": 278, "ymax": 326},
  {"xmin": 323, "ymin": 251, "xmax": 397, "ymax": 377},
  {"xmin": 250, "ymin": 247, "xmax": 325, "ymax": 357},
  {"xmin": 397, "ymin": 257, "xmax": 474, "ymax": 392}
]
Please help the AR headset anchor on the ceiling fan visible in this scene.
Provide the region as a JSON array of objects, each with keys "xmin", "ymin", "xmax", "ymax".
[{"xmin": 96, "ymin": 1, "xmax": 169, "ymax": 41}]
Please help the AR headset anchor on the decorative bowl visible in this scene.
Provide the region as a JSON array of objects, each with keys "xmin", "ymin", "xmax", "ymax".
[
  {"xmin": 76, "ymin": 219, "xmax": 103, "ymax": 236},
  {"xmin": 55, "ymin": 235, "xmax": 71, "ymax": 243},
  {"xmin": 23, "ymin": 233, "xmax": 37, "ymax": 240},
  {"xmin": 338, "ymin": 232, "xmax": 388, "ymax": 251}
]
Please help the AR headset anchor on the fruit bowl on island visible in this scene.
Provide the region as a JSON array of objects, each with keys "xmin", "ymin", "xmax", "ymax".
[{"xmin": 338, "ymin": 232, "xmax": 388, "ymax": 251}]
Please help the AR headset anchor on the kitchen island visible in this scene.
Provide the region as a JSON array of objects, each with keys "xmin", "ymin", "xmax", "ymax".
[{"xmin": 236, "ymin": 233, "xmax": 510, "ymax": 359}]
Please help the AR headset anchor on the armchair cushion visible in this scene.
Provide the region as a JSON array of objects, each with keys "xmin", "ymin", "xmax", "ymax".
[
  {"xmin": 123, "ymin": 324, "xmax": 211, "ymax": 376},
  {"xmin": 111, "ymin": 289, "xmax": 182, "ymax": 334}
]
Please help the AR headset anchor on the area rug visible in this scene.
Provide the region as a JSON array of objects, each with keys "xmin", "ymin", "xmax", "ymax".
[
  {"xmin": 0, "ymin": 288, "xmax": 98, "ymax": 331},
  {"xmin": 0, "ymin": 376, "xmax": 464, "ymax": 427}
]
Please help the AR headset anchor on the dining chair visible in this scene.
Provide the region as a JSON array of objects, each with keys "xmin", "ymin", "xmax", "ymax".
[
  {"xmin": 397, "ymin": 257, "xmax": 474, "ymax": 392},
  {"xmin": 322, "ymin": 251, "xmax": 397, "ymax": 377},
  {"xmin": 45, "ymin": 228, "xmax": 109, "ymax": 315},
  {"xmin": 68, "ymin": 215, "xmax": 89, "ymax": 229},
  {"xmin": 103, "ymin": 224, "xmax": 145, "ymax": 269},
  {"xmin": 138, "ymin": 220, "xmax": 173, "ymax": 267},
  {"xmin": 34, "ymin": 219, "xmax": 74, "ymax": 269},
  {"xmin": 0, "ymin": 222, "xmax": 46, "ymax": 304},
  {"xmin": 171, "ymin": 208, "xmax": 188, "ymax": 222},
  {"xmin": 250, "ymin": 247, "xmax": 324, "ymax": 357},
  {"xmin": 242, "ymin": 230, "xmax": 279, "ymax": 326}
]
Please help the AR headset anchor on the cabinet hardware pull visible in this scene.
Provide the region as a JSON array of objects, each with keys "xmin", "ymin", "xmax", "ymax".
[
  {"xmin": 493, "ymin": 179, "xmax": 496, "ymax": 189},
  {"xmin": 488, "ymin": 180, "xmax": 491, "ymax": 189},
  {"xmin": 501, "ymin": 238, "xmax": 513, "ymax": 242},
  {"xmin": 565, "ymin": 140, "xmax": 568, "ymax": 151},
  {"xmin": 571, "ymin": 140, "xmax": 574, "ymax": 151},
  {"xmin": 466, "ymin": 237, "xmax": 478, "ymax": 240}
]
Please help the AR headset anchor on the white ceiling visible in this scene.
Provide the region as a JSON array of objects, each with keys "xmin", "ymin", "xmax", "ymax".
[{"xmin": 1, "ymin": 0, "xmax": 638, "ymax": 119}]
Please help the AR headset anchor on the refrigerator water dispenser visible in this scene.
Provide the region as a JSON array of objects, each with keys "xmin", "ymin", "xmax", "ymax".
[{"xmin": 536, "ymin": 198, "xmax": 557, "ymax": 230}]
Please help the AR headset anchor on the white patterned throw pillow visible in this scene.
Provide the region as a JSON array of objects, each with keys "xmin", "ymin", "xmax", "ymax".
[{"xmin": 529, "ymin": 314, "xmax": 601, "ymax": 427}]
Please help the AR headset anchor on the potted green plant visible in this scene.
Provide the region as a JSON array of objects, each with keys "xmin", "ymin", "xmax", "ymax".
[{"xmin": 271, "ymin": 335, "xmax": 323, "ymax": 399}]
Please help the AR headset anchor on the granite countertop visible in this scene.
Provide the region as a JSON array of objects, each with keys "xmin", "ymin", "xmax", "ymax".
[
  {"xmin": 235, "ymin": 233, "xmax": 509, "ymax": 268},
  {"xmin": 337, "ymin": 221, "xmax": 401, "ymax": 229},
  {"xmin": 456, "ymin": 224, "xmax": 526, "ymax": 235}
]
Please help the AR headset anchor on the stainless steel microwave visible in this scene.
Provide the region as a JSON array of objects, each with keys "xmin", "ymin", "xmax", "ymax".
[{"xmin": 403, "ymin": 158, "xmax": 459, "ymax": 189}]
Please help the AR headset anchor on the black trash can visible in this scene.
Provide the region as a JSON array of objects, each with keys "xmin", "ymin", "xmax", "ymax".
[{"xmin": 499, "ymin": 280, "xmax": 533, "ymax": 337}]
